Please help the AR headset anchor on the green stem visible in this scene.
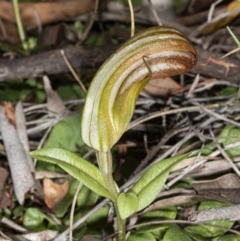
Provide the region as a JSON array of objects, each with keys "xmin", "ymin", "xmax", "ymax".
[
  {"xmin": 97, "ymin": 151, "xmax": 118, "ymax": 199},
  {"xmin": 12, "ymin": 0, "xmax": 26, "ymax": 45},
  {"xmin": 97, "ymin": 151, "xmax": 126, "ymax": 241},
  {"xmin": 115, "ymin": 207, "xmax": 126, "ymax": 241}
]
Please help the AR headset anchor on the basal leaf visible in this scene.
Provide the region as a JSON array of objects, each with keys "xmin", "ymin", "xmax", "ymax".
[
  {"xmin": 117, "ymin": 192, "xmax": 138, "ymax": 219},
  {"xmin": 29, "ymin": 148, "xmax": 114, "ymax": 200},
  {"xmin": 129, "ymin": 153, "xmax": 190, "ymax": 211}
]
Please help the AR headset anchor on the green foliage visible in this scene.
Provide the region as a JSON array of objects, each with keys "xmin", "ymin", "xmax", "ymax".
[
  {"xmin": 131, "ymin": 209, "xmax": 178, "ymax": 240},
  {"xmin": 86, "ymin": 205, "xmax": 109, "ymax": 228},
  {"xmin": 127, "ymin": 231, "xmax": 156, "ymax": 241},
  {"xmin": 128, "ymin": 153, "xmax": 190, "ymax": 212},
  {"xmin": 22, "ymin": 37, "xmax": 37, "ymax": 52},
  {"xmin": 63, "ymin": 20, "xmax": 84, "ymax": 40},
  {"xmin": 0, "ymin": 208, "xmax": 12, "ymax": 221},
  {"xmin": 55, "ymin": 182, "xmax": 78, "ymax": 218},
  {"xmin": 217, "ymin": 125, "xmax": 240, "ymax": 156},
  {"xmin": 84, "ymin": 32, "xmax": 104, "ymax": 46},
  {"xmin": 23, "ymin": 208, "xmax": 42, "ymax": 229},
  {"xmin": 0, "ymin": 42, "xmax": 28, "ymax": 54},
  {"xmin": 13, "ymin": 206, "xmax": 25, "ymax": 219},
  {"xmin": 44, "ymin": 115, "xmax": 88, "ymax": 152},
  {"xmin": 63, "ymin": 205, "xmax": 109, "ymax": 239},
  {"xmin": 172, "ymin": 0, "xmax": 182, "ymax": 13},
  {"xmin": 55, "ymin": 179, "xmax": 98, "ymax": 218},
  {"xmin": 164, "ymin": 224, "xmax": 192, "ymax": 241},
  {"xmin": 29, "ymin": 148, "xmax": 115, "ymax": 200},
  {"xmin": 114, "ymin": 153, "xmax": 190, "ymax": 220},
  {"xmin": 140, "ymin": 206, "xmax": 177, "ymax": 221},
  {"xmin": 117, "ymin": 192, "xmax": 138, "ymax": 219},
  {"xmin": 0, "ymin": 79, "xmax": 45, "ymax": 102},
  {"xmin": 218, "ymin": 86, "xmax": 238, "ymax": 96},
  {"xmin": 118, "ymin": 0, "xmax": 143, "ymax": 7},
  {"xmin": 13, "ymin": 0, "xmax": 37, "ymax": 53},
  {"xmin": 23, "ymin": 208, "xmax": 58, "ymax": 230},
  {"xmin": 77, "ymin": 184, "xmax": 99, "ymax": 208},
  {"xmin": 195, "ymin": 125, "xmax": 240, "ymax": 157},
  {"xmin": 134, "ymin": 224, "xmax": 169, "ymax": 238},
  {"xmin": 218, "ymin": 234, "xmax": 240, "ymax": 241},
  {"xmin": 57, "ymin": 84, "xmax": 84, "ymax": 100},
  {"xmin": 173, "ymin": 0, "xmax": 195, "ymax": 13}
]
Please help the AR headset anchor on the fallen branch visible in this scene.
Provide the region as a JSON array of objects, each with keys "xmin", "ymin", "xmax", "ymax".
[{"xmin": 0, "ymin": 46, "xmax": 240, "ymax": 83}]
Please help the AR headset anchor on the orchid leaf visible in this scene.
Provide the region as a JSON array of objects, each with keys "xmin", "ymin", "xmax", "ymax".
[
  {"xmin": 29, "ymin": 148, "xmax": 115, "ymax": 200},
  {"xmin": 129, "ymin": 153, "xmax": 190, "ymax": 211},
  {"xmin": 117, "ymin": 192, "xmax": 138, "ymax": 219}
]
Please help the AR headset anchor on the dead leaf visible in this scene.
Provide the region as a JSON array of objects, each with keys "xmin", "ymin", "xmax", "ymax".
[
  {"xmin": 43, "ymin": 178, "xmax": 69, "ymax": 209},
  {"xmin": 0, "ymin": 105, "xmax": 35, "ymax": 204},
  {"xmin": 200, "ymin": 1, "xmax": 240, "ymax": 35},
  {"xmin": 0, "ymin": 0, "xmax": 95, "ymax": 27},
  {"xmin": 184, "ymin": 158, "xmax": 240, "ymax": 178},
  {"xmin": 23, "ymin": 230, "xmax": 58, "ymax": 241},
  {"xmin": 173, "ymin": 156, "xmax": 207, "ymax": 172},
  {"xmin": 15, "ymin": 102, "xmax": 34, "ymax": 172},
  {"xmin": 144, "ymin": 77, "xmax": 182, "ymax": 97},
  {"xmin": 189, "ymin": 204, "xmax": 240, "ymax": 222},
  {"xmin": 0, "ymin": 167, "xmax": 8, "ymax": 191},
  {"xmin": 191, "ymin": 173, "xmax": 240, "ymax": 204},
  {"xmin": 0, "ymin": 167, "xmax": 11, "ymax": 209},
  {"xmin": 3, "ymin": 102, "xmax": 15, "ymax": 125},
  {"xmin": 142, "ymin": 188, "xmax": 198, "ymax": 213},
  {"xmin": 43, "ymin": 75, "xmax": 68, "ymax": 117},
  {"xmin": 142, "ymin": 195, "xmax": 203, "ymax": 214}
]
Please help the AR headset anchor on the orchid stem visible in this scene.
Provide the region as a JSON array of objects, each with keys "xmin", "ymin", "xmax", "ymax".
[
  {"xmin": 97, "ymin": 151, "xmax": 126, "ymax": 241},
  {"xmin": 97, "ymin": 151, "xmax": 118, "ymax": 199},
  {"xmin": 115, "ymin": 208, "xmax": 126, "ymax": 241}
]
